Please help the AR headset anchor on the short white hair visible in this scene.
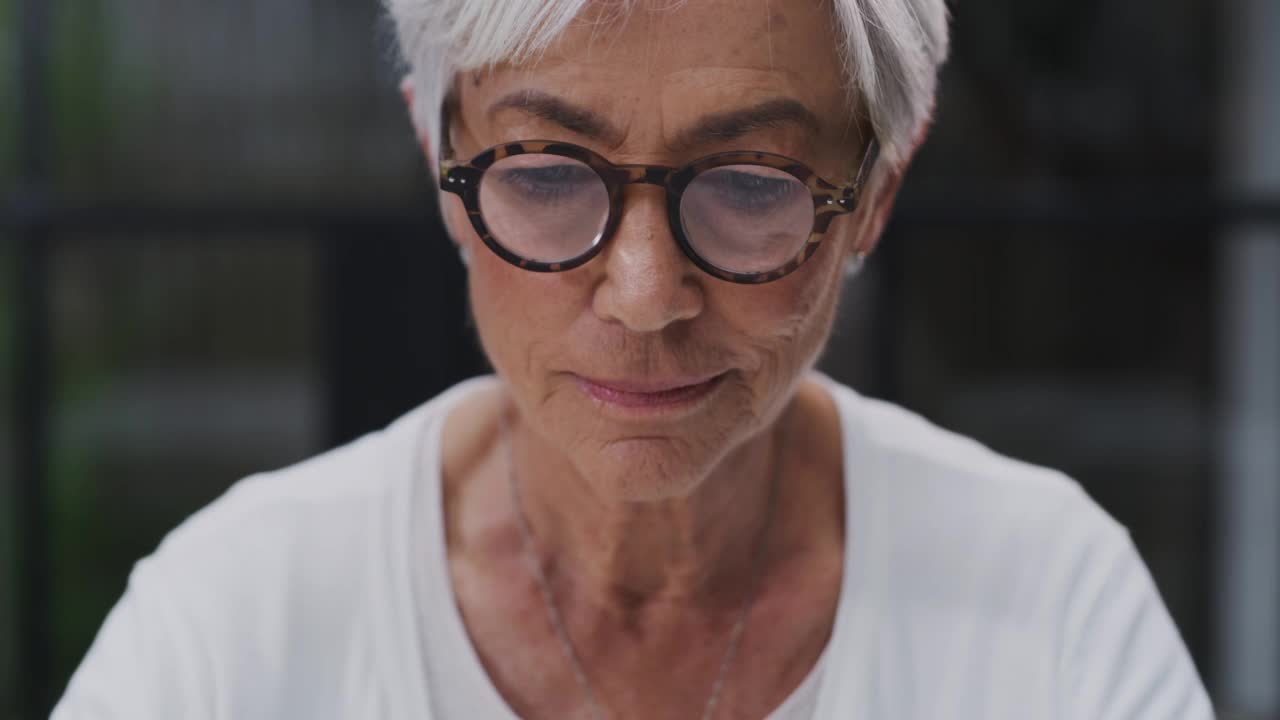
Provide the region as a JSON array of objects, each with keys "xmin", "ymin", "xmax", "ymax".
[{"xmin": 385, "ymin": 0, "xmax": 949, "ymax": 190}]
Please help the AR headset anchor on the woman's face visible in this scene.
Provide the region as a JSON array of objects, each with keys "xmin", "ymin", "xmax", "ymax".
[{"xmin": 443, "ymin": 0, "xmax": 879, "ymax": 499}]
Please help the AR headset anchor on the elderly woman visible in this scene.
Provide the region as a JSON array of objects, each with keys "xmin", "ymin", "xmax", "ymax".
[{"xmin": 54, "ymin": 1, "xmax": 1211, "ymax": 718}]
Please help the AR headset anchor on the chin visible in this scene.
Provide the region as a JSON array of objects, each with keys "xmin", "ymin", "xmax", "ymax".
[{"xmin": 581, "ymin": 435, "xmax": 720, "ymax": 503}]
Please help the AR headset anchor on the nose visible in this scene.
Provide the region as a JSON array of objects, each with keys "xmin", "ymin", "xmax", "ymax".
[{"xmin": 592, "ymin": 186, "xmax": 704, "ymax": 332}]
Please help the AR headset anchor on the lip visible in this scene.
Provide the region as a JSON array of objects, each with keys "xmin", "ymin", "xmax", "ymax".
[{"xmin": 572, "ymin": 372, "xmax": 727, "ymax": 411}]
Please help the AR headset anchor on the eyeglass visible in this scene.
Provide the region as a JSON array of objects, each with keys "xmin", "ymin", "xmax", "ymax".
[{"xmin": 438, "ymin": 107, "xmax": 879, "ymax": 284}]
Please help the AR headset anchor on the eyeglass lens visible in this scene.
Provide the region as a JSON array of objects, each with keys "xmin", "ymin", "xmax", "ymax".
[
  {"xmin": 477, "ymin": 153, "xmax": 815, "ymax": 273},
  {"xmin": 678, "ymin": 165, "xmax": 814, "ymax": 274},
  {"xmin": 479, "ymin": 154, "xmax": 611, "ymax": 264}
]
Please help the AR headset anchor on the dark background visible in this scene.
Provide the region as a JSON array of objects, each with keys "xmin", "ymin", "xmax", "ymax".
[{"xmin": 2, "ymin": 0, "xmax": 1278, "ymax": 718}]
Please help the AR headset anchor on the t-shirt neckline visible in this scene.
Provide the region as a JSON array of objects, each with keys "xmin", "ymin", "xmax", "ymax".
[{"xmin": 405, "ymin": 374, "xmax": 867, "ymax": 719}]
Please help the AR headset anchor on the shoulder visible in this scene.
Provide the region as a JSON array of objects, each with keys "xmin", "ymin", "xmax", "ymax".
[
  {"xmin": 54, "ymin": 378, "xmax": 495, "ymax": 717},
  {"xmin": 829, "ymin": 379, "xmax": 1106, "ymax": 531},
  {"xmin": 150, "ymin": 378, "xmax": 495, "ymax": 594},
  {"xmin": 161, "ymin": 375, "xmax": 493, "ymax": 556},
  {"xmin": 820, "ymin": 381, "xmax": 1211, "ymax": 716},
  {"xmin": 825, "ymin": 378, "xmax": 1130, "ymax": 618},
  {"xmin": 131, "ymin": 378, "xmax": 486, "ymax": 666},
  {"xmin": 157, "ymin": 403, "xmax": 419, "ymax": 574}
]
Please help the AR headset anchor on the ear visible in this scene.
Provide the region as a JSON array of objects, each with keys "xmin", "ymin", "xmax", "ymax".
[
  {"xmin": 850, "ymin": 166, "xmax": 906, "ymax": 258},
  {"xmin": 401, "ymin": 75, "xmax": 468, "ymax": 253},
  {"xmin": 400, "ymin": 76, "xmax": 434, "ymax": 166},
  {"xmin": 849, "ymin": 115, "xmax": 934, "ymax": 259}
]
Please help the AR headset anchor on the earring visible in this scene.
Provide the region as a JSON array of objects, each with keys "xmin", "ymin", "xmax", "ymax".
[
  {"xmin": 457, "ymin": 244, "xmax": 471, "ymax": 268},
  {"xmin": 844, "ymin": 250, "xmax": 868, "ymax": 280}
]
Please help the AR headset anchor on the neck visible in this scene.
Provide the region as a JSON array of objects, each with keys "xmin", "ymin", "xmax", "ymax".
[{"xmin": 506, "ymin": 404, "xmax": 788, "ymax": 611}]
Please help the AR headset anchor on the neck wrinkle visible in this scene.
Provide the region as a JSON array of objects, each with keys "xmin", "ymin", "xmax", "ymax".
[{"xmin": 507, "ymin": 402, "xmax": 786, "ymax": 613}]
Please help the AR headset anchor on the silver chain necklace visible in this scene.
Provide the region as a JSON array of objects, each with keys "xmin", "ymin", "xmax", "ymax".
[{"xmin": 503, "ymin": 408, "xmax": 784, "ymax": 720}]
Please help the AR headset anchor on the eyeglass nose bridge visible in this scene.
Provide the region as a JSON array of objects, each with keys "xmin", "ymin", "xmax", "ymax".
[{"xmin": 610, "ymin": 164, "xmax": 677, "ymax": 188}]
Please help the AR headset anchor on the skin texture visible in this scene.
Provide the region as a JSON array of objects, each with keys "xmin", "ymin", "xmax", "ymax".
[{"xmin": 407, "ymin": 1, "xmax": 911, "ymax": 717}]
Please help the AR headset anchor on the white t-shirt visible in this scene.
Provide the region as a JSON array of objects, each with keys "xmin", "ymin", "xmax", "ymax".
[{"xmin": 52, "ymin": 375, "xmax": 1213, "ymax": 719}]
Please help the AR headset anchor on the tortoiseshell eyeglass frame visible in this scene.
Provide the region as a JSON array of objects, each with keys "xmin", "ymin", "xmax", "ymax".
[{"xmin": 437, "ymin": 105, "xmax": 880, "ymax": 284}]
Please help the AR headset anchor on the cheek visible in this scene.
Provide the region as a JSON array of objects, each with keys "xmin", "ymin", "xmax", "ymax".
[
  {"xmin": 718, "ymin": 252, "xmax": 843, "ymax": 369},
  {"xmin": 468, "ymin": 257, "xmax": 534, "ymax": 374},
  {"xmin": 467, "ymin": 244, "xmax": 589, "ymax": 383},
  {"xmin": 452, "ymin": 199, "xmax": 525, "ymax": 373}
]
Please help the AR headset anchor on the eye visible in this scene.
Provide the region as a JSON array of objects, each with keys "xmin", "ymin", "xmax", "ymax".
[
  {"xmin": 494, "ymin": 162, "xmax": 599, "ymax": 201},
  {"xmin": 699, "ymin": 168, "xmax": 805, "ymax": 213}
]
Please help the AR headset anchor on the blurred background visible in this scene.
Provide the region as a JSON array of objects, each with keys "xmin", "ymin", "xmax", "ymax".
[{"xmin": 1, "ymin": 0, "xmax": 1277, "ymax": 717}]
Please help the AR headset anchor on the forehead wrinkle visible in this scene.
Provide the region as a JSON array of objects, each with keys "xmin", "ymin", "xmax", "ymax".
[
  {"xmin": 464, "ymin": 2, "xmax": 854, "ymax": 158},
  {"xmin": 670, "ymin": 97, "xmax": 823, "ymax": 152},
  {"xmin": 486, "ymin": 88, "xmax": 627, "ymax": 145},
  {"xmin": 655, "ymin": 65, "xmax": 842, "ymax": 149}
]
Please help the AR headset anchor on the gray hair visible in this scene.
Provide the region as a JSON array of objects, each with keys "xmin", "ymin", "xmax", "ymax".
[{"xmin": 385, "ymin": 0, "xmax": 949, "ymax": 191}]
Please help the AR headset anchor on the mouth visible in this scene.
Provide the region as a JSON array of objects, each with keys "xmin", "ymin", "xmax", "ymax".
[{"xmin": 572, "ymin": 372, "xmax": 727, "ymax": 411}]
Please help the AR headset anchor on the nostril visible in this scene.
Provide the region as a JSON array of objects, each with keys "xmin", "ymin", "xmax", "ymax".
[{"xmin": 592, "ymin": 275, "xmax": 704, "ymax": 333}]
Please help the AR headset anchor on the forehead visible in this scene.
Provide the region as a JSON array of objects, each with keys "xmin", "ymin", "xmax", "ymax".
[{"xmin": 459, "ymin": 0, "xmax": 854, "ymax": 147}]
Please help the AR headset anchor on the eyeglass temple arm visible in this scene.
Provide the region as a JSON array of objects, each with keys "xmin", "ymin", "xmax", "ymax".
[
  {"xmin": 831, "ymin": 136, "xmax": 880, "ymax": 212},
  {"xmin": 848, "ymin": 136, "xmax": 880, "ymax": 195},
  {"xmin": 438, "ymin": 100, "xmax": 458, "ymax": 174}
]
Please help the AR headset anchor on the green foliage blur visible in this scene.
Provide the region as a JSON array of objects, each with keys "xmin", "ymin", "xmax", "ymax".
[{"xmin": 49, "ymin": 0, "xmax": 113, "ymax": 194}]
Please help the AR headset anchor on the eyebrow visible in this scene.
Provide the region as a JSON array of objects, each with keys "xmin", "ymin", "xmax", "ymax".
[
  {"xmin": 488, "ymin": 90, "xmax": 625, "ymax": 144},
  {"xmin": 674, "ymin": 98, "xmax": 823, "ymax": 149},
  {"xmin": 487, "ymin": 91, "xmax": 822, "ymax": 150}
]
